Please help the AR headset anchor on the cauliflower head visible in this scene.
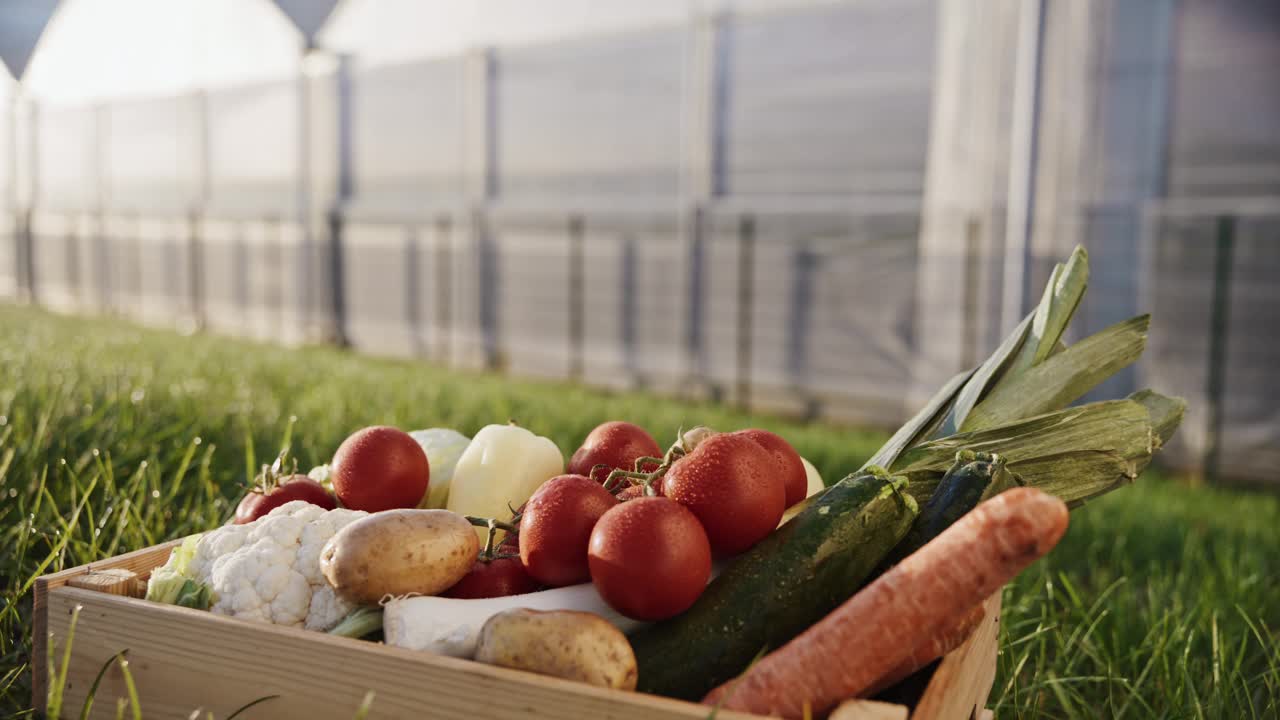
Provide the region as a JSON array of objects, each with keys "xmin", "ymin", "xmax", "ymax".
[{"xmin": 159, "ymin": 501, "xmax": 368, "ymax": 631}]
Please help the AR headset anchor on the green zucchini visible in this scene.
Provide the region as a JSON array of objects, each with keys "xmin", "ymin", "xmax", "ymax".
[
  {"xmin": 882, "ymin": 450, "xmax": 1018, "ymax": 568},
  {"xmin": 631, "ymin": 469, "xmax": 918, "ymax": 700}
]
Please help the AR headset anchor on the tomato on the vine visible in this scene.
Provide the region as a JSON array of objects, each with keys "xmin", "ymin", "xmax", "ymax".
[
  {"xmin": 614, "ymin": 484, "xmax": 647, "ymax": 502},
  {"xmin": 588, "ymin": 497, "xmax": 711, "ymax": 621},
  {"xmin": 233, "ymin": 475, "xmax": 335, "ymax": 524},
  {"xmin": 331, "ymin": 426, "xmax": 430, "ymax": 512},
  {"xmin": 732, "ymin": 428, "xmax": 808, "ymax": 507},
  {"xmin": 568, "ymin": 421, "xmax": 663, "ymax": 483},
  {"xmin": 444, "ymin": 556, "xmax": 539, "ymax": 598},
  {"xmin": 519, "ymin": 474, "xmax": 619, "ymax": 586},
  {"xmin": 663, "ymin": 431, "xmax": 785, "ymax": 555}
]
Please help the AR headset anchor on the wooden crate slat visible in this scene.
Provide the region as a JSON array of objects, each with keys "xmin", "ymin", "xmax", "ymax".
[
  {"xmin": 46, "ymin": 587, "xmax": 770, "ymax": 719},
  {"xmin": 31, "ymin": 539, "xmax": 182, "ymax": 709}
]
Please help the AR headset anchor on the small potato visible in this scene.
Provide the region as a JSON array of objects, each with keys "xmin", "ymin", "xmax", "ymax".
[
  {"xmin": 321, "ymin": 509, "xmax": 478, "ymax": 605},
  {"xmin": 475, "ymin": 609, "xmax": 638, "ymax": 690}
]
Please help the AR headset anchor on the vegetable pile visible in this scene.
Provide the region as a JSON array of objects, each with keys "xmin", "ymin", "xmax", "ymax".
[{"xmin": 142, "ymin": 245, "xmax": 1186, "ymax": 717}]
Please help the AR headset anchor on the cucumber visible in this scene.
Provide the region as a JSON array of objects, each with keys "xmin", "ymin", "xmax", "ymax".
[
  {"xmin": 631, "ymin": 469, "xmax": 918, "ymax": 700},
  {"xmin": 883, "ymin": 451, "xmax": 1018, "ymax": 567}
]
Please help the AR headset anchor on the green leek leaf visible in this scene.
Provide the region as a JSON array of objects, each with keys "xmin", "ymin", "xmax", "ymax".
[
  {"xmin": 962, "ymin": 314, "xmax": 1150, "ymax": 432},
  {"xmin": 894, "ymin": 396, "xmax": 1178, "ymax": 507},
  {"xmin": 861, "ymin": 369, "xmax": 972, "ymax": 472},
  {"xmin": 1013, "ymin": 245, "xmax": 1090, "ymax": 371}
]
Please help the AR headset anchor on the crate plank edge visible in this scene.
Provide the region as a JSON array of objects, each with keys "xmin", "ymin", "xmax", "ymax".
[{"xmin": 34, "ymin": 541, "xmax": 1000, "ymax": 720}]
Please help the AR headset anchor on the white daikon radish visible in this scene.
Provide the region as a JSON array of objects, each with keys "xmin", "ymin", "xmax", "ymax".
[{"xmin": 383, "ymin": 582, "xmax": 644, "ymax": 658}]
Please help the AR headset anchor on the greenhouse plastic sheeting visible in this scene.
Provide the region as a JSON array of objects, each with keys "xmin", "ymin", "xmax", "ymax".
[{"xmin": 1141, "ymin": 212, "xmax": 1280, "ymax": 482}]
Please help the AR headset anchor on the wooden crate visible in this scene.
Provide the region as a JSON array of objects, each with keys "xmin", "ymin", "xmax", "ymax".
[{"xmin": 34, "ymin": 541, "xmax": 1000, "ymax": 719}]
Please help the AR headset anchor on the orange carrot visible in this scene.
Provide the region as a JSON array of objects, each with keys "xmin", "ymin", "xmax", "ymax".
[
  {"xmin": 703, "ymin": 486, "xmax": 1068, "ymax": 718},
  {"xmin": 863, "ymin": 603, "xmax": 986, "ymax": 696}
]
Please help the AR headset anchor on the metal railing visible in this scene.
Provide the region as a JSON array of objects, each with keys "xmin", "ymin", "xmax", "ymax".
[
  {"xmin": 8, "ymin": 197, "xmax": 1279, "ymax": 482},
  {"xmin": 6, "ymin": 201, "xmax": 924, "ymax": 428}
]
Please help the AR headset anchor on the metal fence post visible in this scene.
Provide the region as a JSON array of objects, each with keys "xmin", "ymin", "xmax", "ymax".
[
  {"xmin": 65, "ymin": 222, "xmax": 80, "ymax": 306},
  {"xmin": 17, "ymin": 210, "xmax": 33, "ymax": 303},
  {"xmin": 735, "ymin": 214, "xmax": 755, "ymax": 409},
  {"xmin": 271, "ymin": 215, "xmax": 286, "ymax": 340},
  {"xmin": 232, "ymin": 220, "xmax": 248, "ymax": 323},
  {"xmin": 302, "ymin": 52, "xmax": 355, "ymax": 349},
  {"xmin": 326, "ymin": 208, "xmax": 348, "ymax": 347},
  {"xmin": 1203, "ymin": 214, "xmax": 1236, "ymax": 484},
  {"xmin": 96, "ymin": 214, "xmax": 111, "ymax": 313},
  {"xmin": 187, "ymin": 210, "xmax": 205, "ymax": 330},
  {"xmin": 568, "ymin": 214, "xmax": 585, "ymax": 381},
  {"xmin": 16, "ymin": 97, "xmax": 37, "ymax": 304},
  {"xmin": 189, "ymin": 90, "xmax": 208, "ymax": 332},
  {"xmin": 788, "ymin": 240, "xmax": 816, "ymax": 420},
  {"xmin": 93, "ymin": 102, "xmax": 110, "ymax": 312},
  {"xmin": 475, "ymin": 208, "xmax": 499, "ymax": 371},
  {"xmin": 620, "ymin": 233, "xmax": 639, "ymax": 386},
  {"xmin": 130, "ymin": 212, "xmax": 142, "ymax": 316},
  {"xmin": 404, "ymin": 224, "xmax": 423, "ymax": 357},
  {"xmin": 434, "ymin": 215, "xmax": 453, "ymax": 363},
  {"xmin": 684, "ymin": 206, "xmax": 706, "ymax": 390}
]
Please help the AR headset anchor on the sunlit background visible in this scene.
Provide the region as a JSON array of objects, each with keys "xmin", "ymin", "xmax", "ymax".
[{"xmin": 1, "ymin": 0, "xmax": 1277, "ymax": 483}]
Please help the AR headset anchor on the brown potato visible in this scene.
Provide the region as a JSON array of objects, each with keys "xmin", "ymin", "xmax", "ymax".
[
  {"xmin": 320, "ymin": 509, "xmax": 478, "ymax": 605},
  {"xmin": 475, "ymin": 609, "xmax": 638, "ymax": 690}
]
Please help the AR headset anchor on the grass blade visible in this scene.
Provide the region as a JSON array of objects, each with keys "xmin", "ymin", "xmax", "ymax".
[
  {"xmin": 242, "ymin": 422, "xmax": 256, "ymax": 489},
  {"xmin": 117, "ymin": 658, "xmax": 143, "ymax": 720},
  {"xmin": 47, "ymin": 604, "xmax": 82, "ymax": 720},
  {"xmin": 79, "ymin": 649, "xmax": 129, "ymax": 720},
  {"xmin": 225, "ymin": 694, "xmax": 281, "ymax": 719},
  {"xmin": 352, "ymin": 691, "xmax": 376, "ymax": 720}
]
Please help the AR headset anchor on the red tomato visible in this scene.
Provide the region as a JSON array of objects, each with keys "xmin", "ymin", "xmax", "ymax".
[
  {"xmin": 519, "ymin": 474, "xmax": 619, "ymax": 586},
  {"xmin": 732, "ymin": 429, "xmax": 808, "ymax": 507},
  {"xmin": 567, "ymin": 421, "xmax": 663, "ymax": 483},
  {"xmin": 233, "ymin": 475, "xmax": 336, "ymax": 524},
  {"xmin": 331, "ymin": 426, "xmax": 430, "ymax": 512},
  {"xmin": 663, "ymin": 432, "xmax": 785, "ymax": 555},
  {"xmin": 444, "ymin": 556, "xmax": 540, "ymax": 598},
  {"xmin": 588, "ymin": 497, "xmax": 711, "ymax": 621},
  {"xmin": 615, "ymin": 484, "xmax": 646, "ymax": 501}
]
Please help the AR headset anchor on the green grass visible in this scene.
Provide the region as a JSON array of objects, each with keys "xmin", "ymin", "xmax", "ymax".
[{"xmin": 0, "ymin": 304, "xmax": 1276, "ymax": 718}]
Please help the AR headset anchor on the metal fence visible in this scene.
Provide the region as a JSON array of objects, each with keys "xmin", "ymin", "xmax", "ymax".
[
  {"xmin": 8, "ymin": 198, "xmax": 1280, "ymax": 483},
  {"xmin": 13, "ymin": 199, "xmax": 923, "ymax": 425}
]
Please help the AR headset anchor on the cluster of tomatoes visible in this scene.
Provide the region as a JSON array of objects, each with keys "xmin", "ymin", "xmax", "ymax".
[{"xmin": 450, "ymin": 421, "xmax": 810, "ymax": 622}]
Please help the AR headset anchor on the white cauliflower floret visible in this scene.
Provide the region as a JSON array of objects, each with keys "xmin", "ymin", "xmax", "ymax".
[{"xmin": 175, "ymin": 501, "xmax": 368, "ymax": 630}]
